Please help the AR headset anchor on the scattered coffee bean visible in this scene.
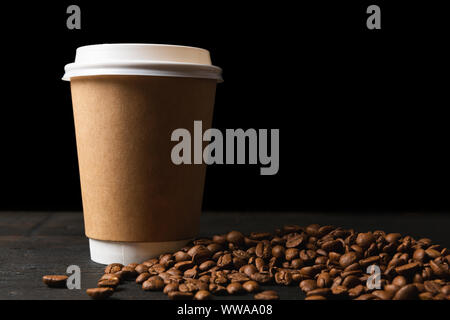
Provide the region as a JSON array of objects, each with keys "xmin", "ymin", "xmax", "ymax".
[
  {"xmin": 254, "ymin": 290, "xmax": 279, "ymax": 300},
  {"xmin": 142, "ymin": 276, "xmax": 165, "ymax": 291},
  {"xmin": 97, "ymin": 278, "xmax": 119, "ymax": 289},
  {"xmin": 168, "ymin": 291, "xmax": 193, "ymax": 300},
  {"xmin": 227, "ymin": 282, "xmax": 244, "ymax": 295},
  {"xmin": 163, "ymin": 282, "xmax": 179, "ymax": 294},
  {"xmin": 194, "ymin": 290, "xmax": 212, "ymax": 300},
  {"xmin": 393, "ymin": 284, "xmax": 419, "ymax": 300},
  {"xmin": 104, "ymin": 263, "xmax": 123, "ymax": 274},
  {"xmin": 136, "ymin": 272, "xmax": 151, "ymax": 284},
  {"xmin": 42, "ymin": 275, "xmax": 68, "ymax": 288},
  {"xmin": 242, "ymin": 280, "xmax": 260, "ymax": 293},
  {"xmin": 226, "ymin": 231, "xmax": 245, "ymax": 246},
  {"xmin": 86, "ymin": 287, "xmax": 114, "ymax": 299},
  {"xmin": 305, "ymin": 295, "xmax": 326, "ymax": 300}
]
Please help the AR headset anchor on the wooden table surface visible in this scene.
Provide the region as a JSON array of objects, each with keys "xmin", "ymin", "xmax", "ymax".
[{"xmin": 0, "ymin": 211, "xmax": 449, "ymax": 300}]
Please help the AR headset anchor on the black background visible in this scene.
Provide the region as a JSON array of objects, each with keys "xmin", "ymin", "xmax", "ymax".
[{"xmin": 0, "ymin": 1, "xmax": 449, "ymax": 213}]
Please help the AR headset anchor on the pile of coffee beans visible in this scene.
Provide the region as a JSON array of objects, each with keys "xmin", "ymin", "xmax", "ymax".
[{"xmin": 44, "ymin": 224, "xmax": 450, "ymax": 300}]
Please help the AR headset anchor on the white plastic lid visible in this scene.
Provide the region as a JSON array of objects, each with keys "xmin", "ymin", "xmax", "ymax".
[
  {"xmin": 62, "ymin": 43, "xmax": 222, "ymax": 82},
  {"xmin": 89, "ymin": 238, "xmax": 191, "ymax": 265}
]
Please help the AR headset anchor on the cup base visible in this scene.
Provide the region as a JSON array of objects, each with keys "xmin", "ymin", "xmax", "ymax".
[{"xmin": 89, "ymin": 238, "xmax": 190, "ymax": 265}]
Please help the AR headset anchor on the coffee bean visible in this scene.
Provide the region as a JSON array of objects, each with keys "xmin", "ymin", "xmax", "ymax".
[
  {"xmin": 199, "ymin": 260, "xmax": 216, "ymax": 272},
  {"xmin": 395, "ymin": 262, "xmax": 420, "ymax": 276},
  {"xmin": 393, "ymin": 284, "xmax": 419, "ymax": 300},
  {"xmin": 318, "ymin": 225, "xmax": 335, "ymax": 237},
  {"xmin": 315, "ymin": 256, "xmax": 328, "ymax": 265},
  {"xmin": 344, "ymin": 262, "xmax": 361, "ymax": 272},
  {"xmin": 242, "ymin": 280, "xmax": 260, "ymax": 293},
  {"xmin": 286, "ymin": 233, "xmax": 305, "ymax": 248},
  {"xmin": 254, "ymin": 290, "xmax": 279, "ymax": 300},
  {"xmin": 413, "ymin": 282, "xmax": 425, "ymax": 292},
  {"xmin": 216, "ymin": 253, "xmax": 233, "ymax": 269},
  {"xmin": 193, "ymin": 238, "xmax": 213, "ymax": 246},
  {"xmin": 168, "ymin": 291, "xmax": 193, "ymax": 300},
  {"xmin": 272, "ymin": 245, "xmax": 286, "ymax": 258},
  {"xmin": 339, "ymin": 252, "xmax": 358, "ymax": 268},
  {"xmin": 249, "ymin": 232, "xmax": 272, "ymax": 240},
  {"xmin": 142, "ymin": 276, "xmax": 165, "ymax": 291},
  {"xmin": 206, "ymin": 243, "xmax": 223, "ymax": 254},
  {"xmin": 174, "ymin": 251, "xmax": 191, "ymax": 262},
  {"xmin": 285, "ymin": 248, "xmax": 299, "ymax": 261},
  {"xmin": 211, "ymin": 234, "xmax": 226, "ymax": 245},
  {"xmin": 413, "ymin": 249, "xmax": 426, "ymax": 262},
  {"xmin": 142, "ymin": 258, "xmax": 159, "ymax": 268},
  {"xmin": 299, "ymin": 249, "xmax": 316, "ymax": 263},
  {"xmin": 210, "ymin": 271, "xmax": 228, "ymax": 285},
  {"xmin": 342, "ymin": 275, "xmax": 360, "ymax": 289},
  {"xmin": 104, "ymin": 263, "xmax": 123, "ymax": 274},
  {"xmin": 305, "ymin": 295, "xmax": 326, "ymax": 300},
  {"xmin": 42, "ymin": 275, "xmax": 68, "ymax": 288},
  {"xmin": 250, "ymin": 271, "xmax": 273, "ymax": 284},
  {"xmin": 227, "ymin": 282, "xmax": 244, "ymax": 294},
  {"xmin": 440, "ymin": 285, "xmax": 450, "ymax": 295},
  {"xmin": 193, "ymin": 290, "xmax": 212, "ymax": 300},
  {"xmin": 117, "ymin": 266, "xmax": 138, "ymax": 280},
  {"xmin": 419, "ymin": 292, "xmax": 434, "ymax": 300},
  {"xmin": 291, "ymin": 258, "xmax": 303, "ymax": 269},
  {"xmin": 186, "ymin": 245, "xmax": 204, "ymax": 257},
  {"xmin": 299, "ymin": 265, "xmax": 322, "ymax": 278},
  {"xmin": 86, "ymin": 287, "xmax": 114, "ymax": 299},
  {"xmin": 356, "ymin": 232, "xmax": 375, "ymax": 248},
  {"xmin": 392, "ymin": 275, "xmax": 408, "ymax": 287},
  {"xmin": 354, "ymin": 294, "xmax": 378, "ymax": 300},
  {"xmin": 321, "ymin": 239, "xmax": 344, "ymax": 253},
  {"xmin": 359, "ymin": 256, "xmax": 380, "ymax": 268},
  {"xmin": 135, "ymin": 264, "xmax": 149, "ymax": 274},
  {"xmin": 424, "ymin": 280, "xmax": 442, "ymax": 294},
  {"xmin": 226, "ymin": 231, "xmax": 245, "ymax": 246},
  {"xmin": 159, "ymin": 254, "xmax": 175, "ymax": 268},
  {"xmin": 100, "ymin": 274, "xmax": 121, "ymax": 283},
  {"xmin": 178, "ymin": 283, "xmax": 197, "ymax": 293},
  {"xmin": 97, "ymin": 278, "xmax": 119, "ymax": 289},
  {"xmin": 227, "ymin": 272, "xmax": 250, "ymax": 283},
  {"xmin": 425, "ymin": 248, "xmax": 441, "ymax": 259},
  {"xmin": 256, "ymin": 241, "xmax": 272, "ymax": 259},
  {"xmin": 413, "ymin": 273, "xmax": 424, "ymax": 283},
  {"xmin": 275, "ymin": 269, "xmax": 292, "ymax": 285},
  {"xmin": 385, "ymin": 233, "xmax": 402, "ymax": 243},
  {"xmin": 192, "ymin": 248, "xmax": 212, "ymax": 264},
  {"xmin": 184, "ymin": 266, "xmax": 199, "ymax": 278},
  {"xmin": 163, "ymin": 283, "xmax": 179, "ymax": 294},
  {"xmin": 240, "ymin": 264, "xmax": 258, "ymax": 277},
  {"xmin": 429, "ymin": 260, "xmax": 448, "ymax": 278},
  {"xmin": 127, "ymin": 262, "xmax": 139, "ymax": 269},
  {"xmin": 384, "ymin": 284, "xmax": 400, "ymax": 293},
  {"xmin": 372, "ymin": 290, "xmax": 394, "ymax": 300},
  {"xmin": 348, "ymin": 284, "xmax": 365, "ymax": 298},
  {"xmin": 299, "ymin": 279, "xmax": 317, "ymax": 292},
  {"xmin": 174, "ymin": 261, "xmax": 194, "ymax": 271},
  {"xmin": 209, "ymin": 283, "xmax": 227, "ymax": 295},
  {"xmin": 317, "ymin": 272, "xmax": 332, "ymax": 288},
  {"xmin": 307, "ymin": 288, "xmax": 331, "ymax": 297},
  {"xmin": 198, "ymin": 274, "xmax": 211, "ymax": 282}
]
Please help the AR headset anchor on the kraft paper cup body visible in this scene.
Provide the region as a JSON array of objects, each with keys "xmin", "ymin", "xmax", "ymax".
[{"xmin": 64, "ymin": 44, "xmax": 221, "ymax": 264}]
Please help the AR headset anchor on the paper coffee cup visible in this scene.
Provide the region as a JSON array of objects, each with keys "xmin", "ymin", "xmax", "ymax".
[{"xmin": 63, "ymin": 44, "xmax": 222, "ymax": 265}]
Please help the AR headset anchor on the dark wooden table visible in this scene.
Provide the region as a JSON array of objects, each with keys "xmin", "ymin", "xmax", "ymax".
[{"xmin": 1, "ymin": 211, "xmax": 449, "ymax": 300}]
